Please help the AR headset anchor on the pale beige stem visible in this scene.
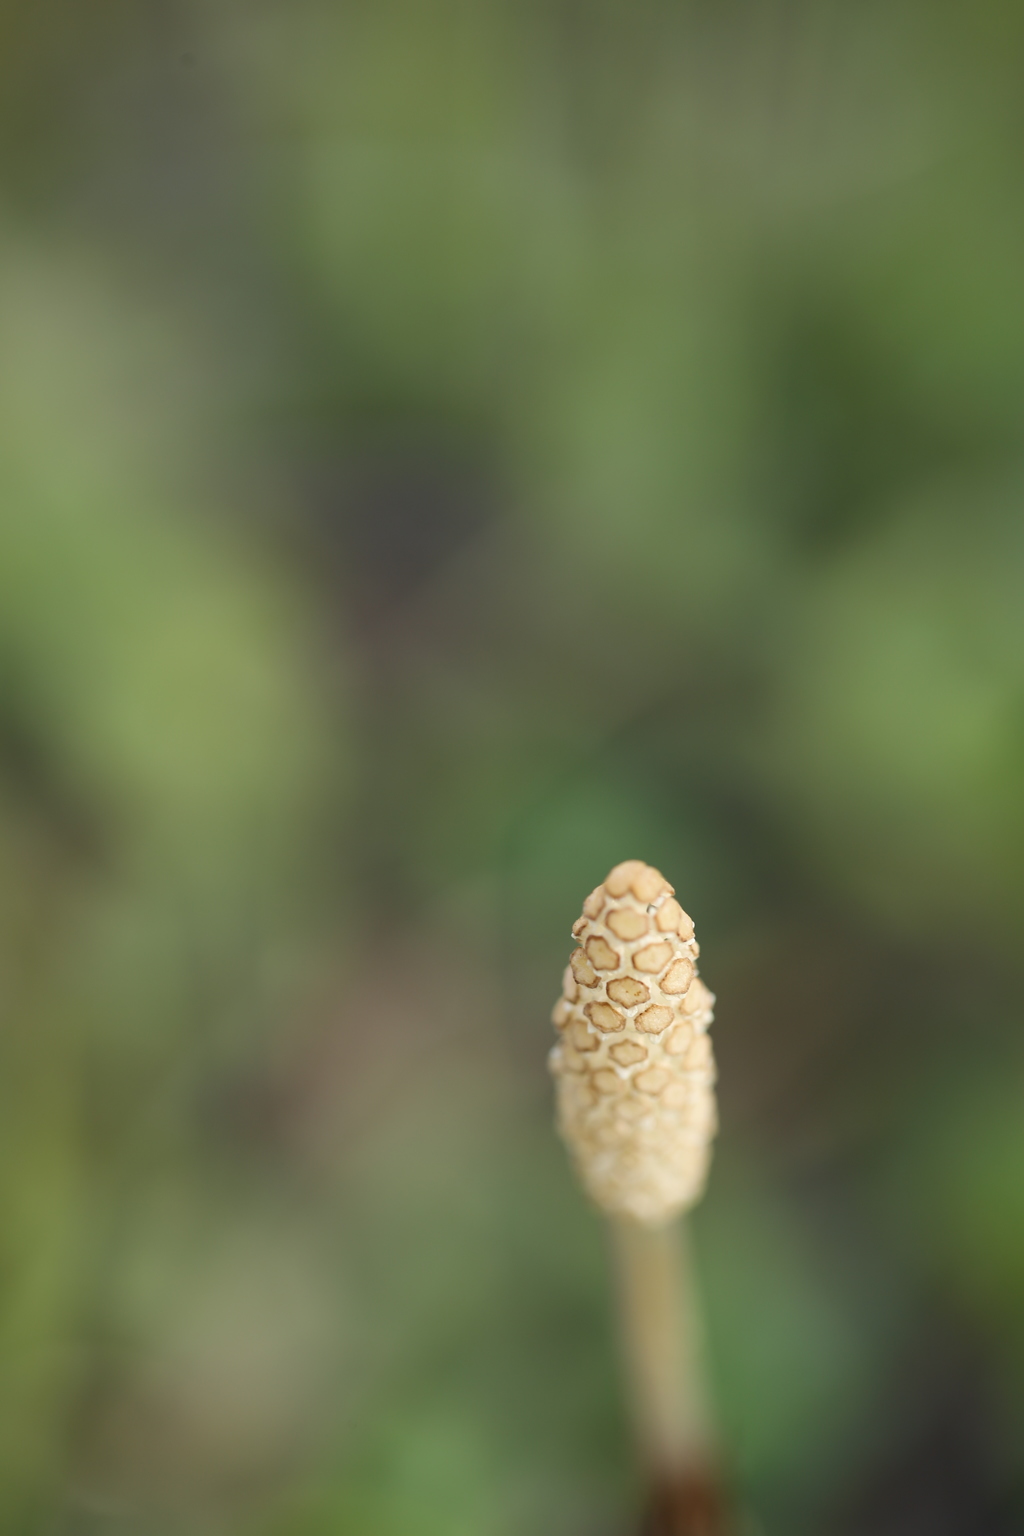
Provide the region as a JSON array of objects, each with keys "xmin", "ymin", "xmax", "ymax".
[{"xmin": 610, "ymin": 1215, "xmax": 715, "ymax": 1480}]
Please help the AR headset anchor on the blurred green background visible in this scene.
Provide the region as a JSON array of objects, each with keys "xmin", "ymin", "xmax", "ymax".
[{"xmin": 2, "ymin": 2, "xmax": 1024, "ymax": 1532}]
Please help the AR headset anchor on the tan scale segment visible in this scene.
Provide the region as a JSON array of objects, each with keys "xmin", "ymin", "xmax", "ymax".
[
  {"xmin": 604, "ymin": 860, "xmax": 651, "ymax": 897},
  {"xmin": 684, "ymin": 1035, "xmax": 712, "ymax": 1069},
  {"xmin": 610, "ymin": 1039, "xmax": 648, "ymax": 1067},
  {"xmin": 607, "ymin": 976, "xmax": 649, "ymax": 1007},
  {"xmin": 592, "ymin": 1068, "xmax": 622, "ymax": 1096},
  {"xmin": 680, "ymin": 978, "xmax": 714, "ymax": 1020},
  {"xmin": 662, "ymin": 958, "xmax": 695, "ymax": 995},
  {"xmin": 570, "ymin": 949, "xmax": 598, "ymax": 987},
  {"xmin": 586, "ymin": 1000, "xmax": 626, "ymax": 1033},
  {"xmin": 664, "ymin": 1023, "xmax": 693, "ymax": 1056},
  {"xmin": 560, "ymin": 1045, "xmax": 586, "ymax": 1073},
  {"xmin": 635, "ymin": 866, "xmax": 669, "ymax": 902},
  {"xmin": 570, "ymin": 1021, "xmax": 600, "ymax": 1052},
  {"xmin": 655, "ymin": 897, "xmax": 685, "ymax": 933},
  {"xmin": 635, "ymin": 1067, "xmax": 670, "ymax": 1096},
  {"xmin": 636, "ymin": 1003, "xmax": 673, "ymax": 1034},
  {"xmin": 549, "ymin": 860, "xmax": 718, "ymax": 1225},
  {"xmin": 586, "ymin": 935, "xmax": 620, "ymax": 970},
  {"xmin": 633, "ymin": 941, "xmax": 674, "ymax": 974},
  {"xmin": 607, "ymin": 908, "xmax": 649, "ymax": 940}
]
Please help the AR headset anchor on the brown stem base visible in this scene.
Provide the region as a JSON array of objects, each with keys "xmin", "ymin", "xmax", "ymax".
[{"xmin": 638, "ymin": 1470, "xmax": 734, "ymax": 1536}]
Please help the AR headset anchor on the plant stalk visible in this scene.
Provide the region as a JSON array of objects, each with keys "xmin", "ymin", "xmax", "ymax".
[{"xmin": 611, "ymin": 1216, "xmax": 731, "ymax": 1535}]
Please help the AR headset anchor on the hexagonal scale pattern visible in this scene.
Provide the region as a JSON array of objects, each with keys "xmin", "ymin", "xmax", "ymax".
[{"xmin": 548, "ymin": 860, "xmax": 717, "ymax": 1224}]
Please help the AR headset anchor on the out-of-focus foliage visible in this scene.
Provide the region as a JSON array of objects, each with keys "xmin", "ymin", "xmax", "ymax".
[{"xmin": 1, "ymin": 2, "xmax": 1023, "ymax": 1533}]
